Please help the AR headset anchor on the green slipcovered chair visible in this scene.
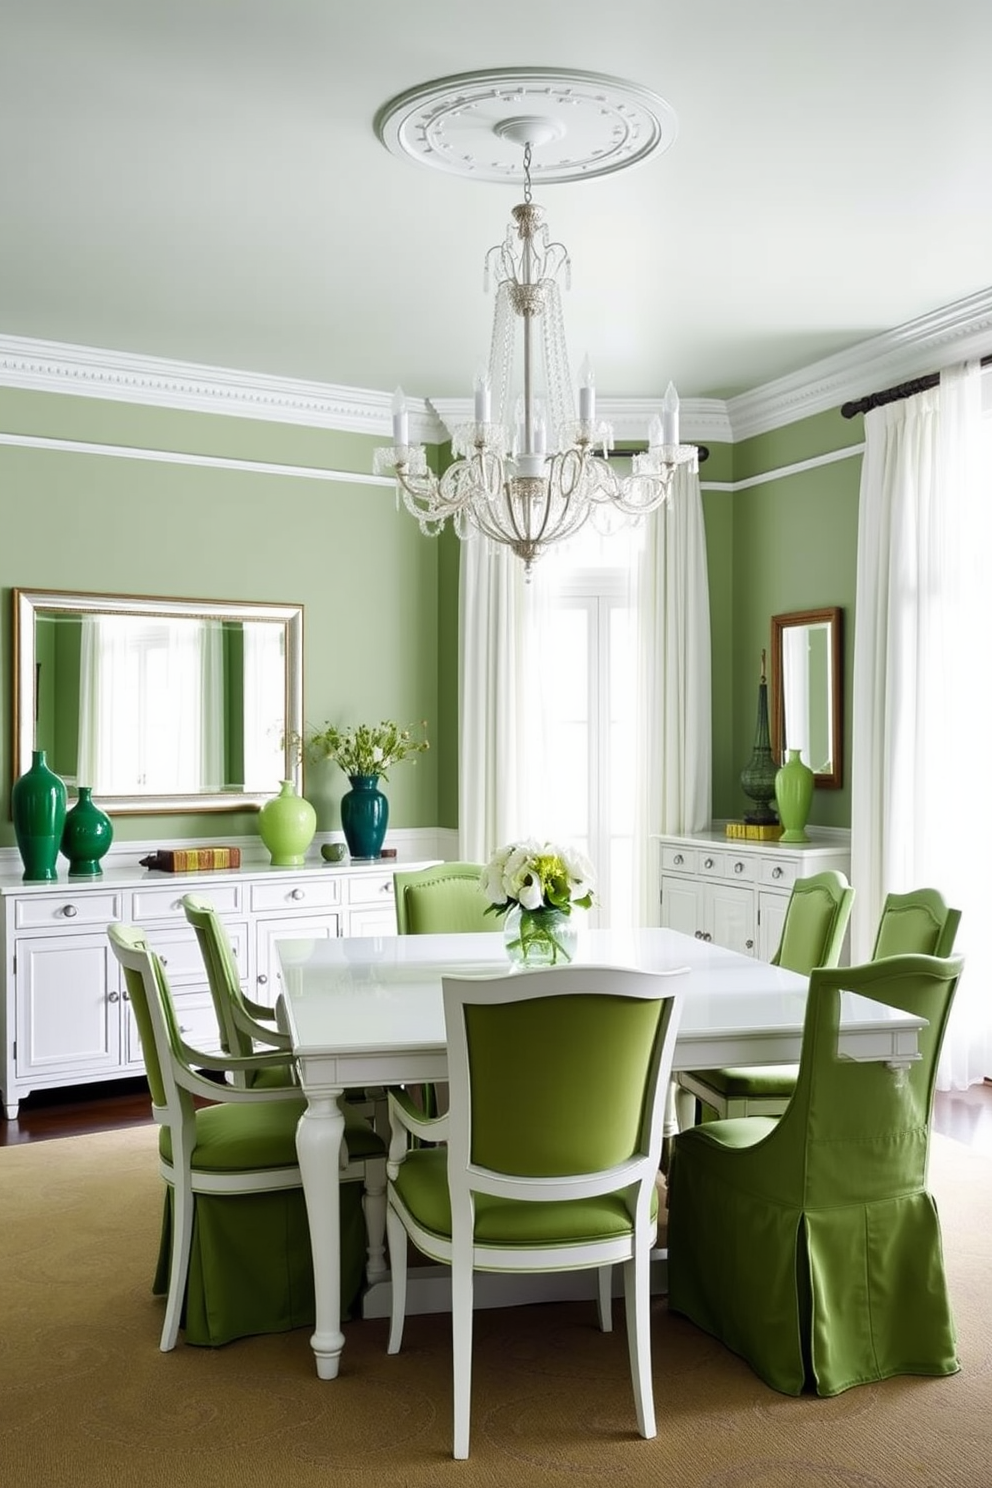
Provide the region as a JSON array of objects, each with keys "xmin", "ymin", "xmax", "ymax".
[
  {"xmin": 871, "ymin": 887, "xmax": 961, "ymax": 959},
  {"xmin": 668, "ymin": 952, "xmax": 965, "ymax": 1396},
  {"xmin": 675, "ymin": 870, "xmax": 855, "ymax": 1125},
  {"xmin": 393, "ymin": 861, "xmax": 490, "ymax": 935},
  {"xmin": 107, "ymin": 923, "xmax": 386, "ymax": 1350},
  {"xmin": 384, "ymin": 964, "xmax": 685, "ymax": 1459}
]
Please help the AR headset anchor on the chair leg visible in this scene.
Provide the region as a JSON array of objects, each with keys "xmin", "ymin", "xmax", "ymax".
[
  {"xmin": 450, "ymin": 1254, "xmax": 474, "ymax": 1460},
  {"xmin": 161, "ymin": 1179, "xmax": 194, "ymax": 1352},
  {"xmin": 363, "ymin": 1157, "xmax": 388, "ymax": 1280},
  {"xmin": 596, "ymin": 1265, "xmax": 614, "ymax": 1332},
  {"xmin": 385, "ymin": 1204, "xmax": 408, "ymax": 1355},
  {"xmin": 623, "ymin": 1246, "xmax": 656, "ymax": 1440},
  {"xmin": 673, "ymin": 1079, "xmax": 697, "ymax": 1132}
]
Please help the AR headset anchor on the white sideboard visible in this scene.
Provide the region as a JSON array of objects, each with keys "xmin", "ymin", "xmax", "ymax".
[
  {"xmin": 0, "ymin": 857, "xmax": 433, "ymax": 1119},
  {"xmin": 657, "ymin": 827, "xmax": 851, "ymax": 962}
]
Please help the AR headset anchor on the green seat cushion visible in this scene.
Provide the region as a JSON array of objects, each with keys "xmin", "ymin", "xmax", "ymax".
[
  {"xmin": 392, "ymin": 1147, "xmax": 657, "ymax": 1247},
  {"xmin": 160, "ymin": 1095, "xmax": 384, "ymax": 1171},
  {"xmin": 691, "ymin": 1064, "xmax": 799, "ymax": 1099}
]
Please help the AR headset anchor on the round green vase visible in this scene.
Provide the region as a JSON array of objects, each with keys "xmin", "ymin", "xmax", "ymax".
[
  {"xmin": 60, "ymin": 787, "xmax": 114, "ymax": 876},
  {"xmin": 258, "ymin": 780, "xmax": 317, "ymax": 866},
  {"xmin": 775, "ymin": 749, "xmax": 815, "ymax": 843},
  {"xmin": 12, "ymin": 749, "xmax": 68, "ymax": 882}
]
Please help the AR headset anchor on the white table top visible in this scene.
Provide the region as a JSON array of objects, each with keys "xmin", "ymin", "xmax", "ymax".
[{"xmin": 277, "ymin": 927, "xmax": 926, "ymax": 1078}]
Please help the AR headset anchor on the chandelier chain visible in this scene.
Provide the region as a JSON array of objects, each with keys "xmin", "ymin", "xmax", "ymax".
[{"xmin": 522, "ymin": 142, "xmax": 533, "ymax": 204}]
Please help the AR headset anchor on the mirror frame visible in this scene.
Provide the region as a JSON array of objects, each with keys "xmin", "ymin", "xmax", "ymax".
[
  {"xmin": 770, "ymin": 606, "xmax": 843, "ymax": 790},
  {"xmin": 13, "ymin": 588, "xmax": 304, "ymax": 814}
]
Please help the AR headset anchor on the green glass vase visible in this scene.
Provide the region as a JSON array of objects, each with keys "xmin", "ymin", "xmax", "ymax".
[
  {"xmin": 60, "ymin": 787, "xmax": 114, "ymax": 876},
  {"xmin": 740, "ymin": 672, "xmax": 779, "ymax": 826},
  {"xmin": 340, "ymin": 774, "xmax": 388, "ymax": 861},
  {"xmin": 258, "ymin": 780, "xmax": 317, "ymax": 867},
  {"xmin": 12, "ymin": 749, "xmax": 68, "ymax": 882},
  {"xmin": 775, "ymin": 749, "xmax": 815, "ymax": 843}
]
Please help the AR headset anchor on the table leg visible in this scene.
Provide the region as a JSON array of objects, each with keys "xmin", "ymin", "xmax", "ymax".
[{"xmin": 296, "ymin": 1089, "xmax": 345, "ymax": 1379}]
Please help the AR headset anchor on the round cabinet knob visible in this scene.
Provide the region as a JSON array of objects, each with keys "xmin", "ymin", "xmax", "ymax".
[
  {"xmin": 258, "ymin": 974, "xmax": 268, "ymax": 985},
  {"xmin": 746, "ymin": 939, "xmax": 754, "ymax": 949},
  {"xmin": 772, "ymin": 866, "xmax": 784, "ymax": 880},
  {"xmin": 108, "ymin": 990, "xmax": 119, "ymax": 1003},
  {"xmin": 122, "ymin": 990, "xmax": 131, "ymax": 1002},
  {"xmin": 290, "ymin": 888, "xmax": 305, "ymax": 901},
  {"xmin": 61, "ymin": 904, "xmax": 78, "ymax": 918},
  {"xmin": 381, "ymin": 881, "xmax": 393, "ymax": 895},
  {"xmin": 704, "ymin": 857, "xmax": 714, "ymax": 869},
  {"xmin": 673, "ymin": 853, "xmax": 684, "ymax": 866},
  {"xmin": 705, "ymin": 932, "xmax": 713, "ymax": 942},
  {"xmin": 171, "ymin": 899, "xmax": 183, "ymax": 911},
  {"xmin": 734, "ymin": 861, "xmax": 744, "ymax": 874},
  {"xmin": 694, "ymin": 930, "xmax": 704, "ymax": 939}
]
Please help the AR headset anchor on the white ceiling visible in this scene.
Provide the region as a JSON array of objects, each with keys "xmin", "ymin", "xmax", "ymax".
[{"xmin": 3, "ymin": 0, "xmax": 992, "ymax": 410}]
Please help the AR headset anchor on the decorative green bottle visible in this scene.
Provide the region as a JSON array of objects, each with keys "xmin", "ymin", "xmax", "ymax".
[
  {"xmin": 60, "ymin": 787, "xmax": 114, "ymax": 876},
  {"xmin": 11, "ymin": 749, "xmax": 68, "ymax": 882},
  {"xmin": 258, "ymin": 780, "xmax": 317, "ymax": 867},
  {"xmin": 775, "ymin": 749, "xmax": 815, "ymax": 843}
]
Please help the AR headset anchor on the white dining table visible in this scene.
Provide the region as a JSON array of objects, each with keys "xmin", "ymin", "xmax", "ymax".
[{"xmin": 276, "ymin": 926, "xmax": 926, "ymax": 1379}]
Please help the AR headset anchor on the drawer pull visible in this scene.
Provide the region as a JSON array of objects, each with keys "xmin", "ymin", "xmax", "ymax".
[
  {"xmin": 746, "ymin": 939, "xmax": 754, "ymax": 949},
  {"xmin": 60, "ymin": 904, "xmax": 78, "ymax": 918},
  {"xmin": 694, "ymin": 930, "xmax": 705, "ymax": 939},
  {"xmin": 108, "ymin": 990, "xmax": 119, "ymax": 1003},
  {"xmin": 734, "ymin": 861, "xmax": 744, "ymax": 874},
  {"xmin": 290, "ymin": 888, "xmax": 305, "ymax": 902},
  {"xmin": 673, "ymin": 853, "xmax": 684, "ymax": 866},
  {"xmin": 172, "ymin": 899, "xmax": 184, "ymax": 911},
  {"xmin": 258, "ymin": 974, "xmax": 268, "ymax": 985},
  {"xmin": 772, "ymin": 866, "xmax": 784, "ymax": 880},
  {"xmin": 704, "ymin": 857, "xmax": 714, "ymax": 870},
  {"xmin": 381, "ymin": 881, "xmax": 393, "ymax": 895}
]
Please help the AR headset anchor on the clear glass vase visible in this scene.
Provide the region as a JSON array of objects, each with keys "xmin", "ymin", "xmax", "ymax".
[{"xmin": 503, "ymin": 904, "xmax": 578, "ymax": 968}]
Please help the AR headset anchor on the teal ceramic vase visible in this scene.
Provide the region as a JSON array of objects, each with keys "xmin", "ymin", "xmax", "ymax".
[
  {"xmin": 60, "ymin": 787, "xmax": 114, "ymax": 876},
  {"xmin": 503, "ymin": 904, "xmax": 578, "ymax": 968},
  {"xmin": 340, "ymin": 774, "xmax": 388, "ymax": 860},
  {"xmin": 775, "ymin": 749, "xmax": 815, "ymax": 843},
  {"xmin": 740, "ymin": 665, "xmax": 779, "ymax": 826},
  {"xmin": 12, "ymin": 749, "xmax": 68, "ymax": 882},
  {"xmin": 258, "ymin": 780, "xmax": 317, "ymax": 867}
]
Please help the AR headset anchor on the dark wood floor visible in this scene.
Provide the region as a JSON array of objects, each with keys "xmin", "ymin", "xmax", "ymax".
[{"xmin": 3, "ymin": 1074, "xmax": 992, "ymax": 1150}]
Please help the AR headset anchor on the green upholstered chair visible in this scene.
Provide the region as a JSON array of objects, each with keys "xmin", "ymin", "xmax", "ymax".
[
  {"xmin": 668, "ymin": 951, "xmax": 964, "ymax": 1396},
  {"xmin": 181, "ymin": 892, "xmax": 295, "ymax": 1088},
  {"xmin": 107, "ymin": 923, "xmax": 386, "ymax": 1351},
  {"xmin": 871, "ymin": 887, "xmax": 961, "ymax": 959},
  {"xmin": 384, "ymin": 964, "xmax": 685, "ymax": 1458},
  {"xmin": 393, "ymin": 861, "xmax": 490, "ymax": 935},
  {"xmin": 675, "ymin": 870, "xmax": 855, "ymax": 1125}
]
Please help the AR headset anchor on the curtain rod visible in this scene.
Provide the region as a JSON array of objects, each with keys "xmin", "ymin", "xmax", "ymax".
[{"xmin": 841, "ymin": 355, "xmax": 992, "ymax": 419}]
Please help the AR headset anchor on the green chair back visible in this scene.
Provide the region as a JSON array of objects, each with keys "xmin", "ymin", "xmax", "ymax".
[
  {"xmin": 182, "ymin": 892, "xmax": 251, "ymax": 1059},
  {"xmin": 771, "ymin": 870, "xmax": 855, "ymax": 974},
  {"xmin": 393, "ymin": 863, "xmax": 490, "ymax": 935},
  {"xmin": 871, "ymin": 888, "xmax": 961, "ymax": 959}
]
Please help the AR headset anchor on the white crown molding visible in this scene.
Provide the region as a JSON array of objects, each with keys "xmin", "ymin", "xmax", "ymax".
[
  {"xmin": 0, "ymin": 333, "xmax": 444, "ymax": 444},
  {"xmin": 3, "ymin": 284, "xmax": 991, "ymax": 451},
  {"xmin": 428, "ymin": 396, "xmax": 733, "ymax": 445},
  {"xmin": 726, "ymin": 285, "xmax": 992, "ymax": 441}
]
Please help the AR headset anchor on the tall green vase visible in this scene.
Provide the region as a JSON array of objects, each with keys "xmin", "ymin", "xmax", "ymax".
[
  {"xmin": 258, "ymin": 780, "xmax": 317, "ymax": 867},
  {"xmin": 339, "ymin": 774, "xmax": 388, "ymax": 860},
  {"xmin": 60, "ymin": 787, "xmax": 114, "ymax": 876},
  {"xmin": 775, "ymin": 749, "xmax": 815, "ymax": 843},
  {"xmin": 12, "ymin": 749, "xmax": 68, "ymax": 882}
]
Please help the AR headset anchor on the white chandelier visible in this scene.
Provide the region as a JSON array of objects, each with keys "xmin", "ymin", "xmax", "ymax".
[{"xmin": 374, "ymin": 85, "xmax": 697, "ymax": 575}]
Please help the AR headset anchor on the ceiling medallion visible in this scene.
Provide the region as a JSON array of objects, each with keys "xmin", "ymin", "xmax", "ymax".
[{"xmin": 374, "ymin": 67, "xmax": 679, "ymax": 184}]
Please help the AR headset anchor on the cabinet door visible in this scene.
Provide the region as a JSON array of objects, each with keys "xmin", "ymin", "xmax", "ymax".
[
  {"xmin": 708, "ymin": 883, "xmax": 756, "ymax": 958},
  {"xmin": 660, "ymin": 876, "xmax": 706, "ymax": 938},
  {"xmin": 254, "ymin": 914, "xmax": 341, "ymax": 1008},
  {"xmin": 15, "ymin": 933, "xmax": 122, "ymax": 1080},
  {"xmin": 757, "ymin": 890, "xmax": 789, "ymax": 963}
]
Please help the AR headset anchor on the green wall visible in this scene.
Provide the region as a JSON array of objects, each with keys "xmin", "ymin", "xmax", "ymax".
[
  {"xmin": 0, "ymin": 388, "xmax": 446, "ymax": 844},
  {"xmin": 1, "ymin": 385, "xmax": 865, "ymax": 845}
]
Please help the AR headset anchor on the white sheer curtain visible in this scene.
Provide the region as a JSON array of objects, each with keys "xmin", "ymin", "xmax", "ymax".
[
  {"xmin": 851, "ymin": 360, "xmax": 991, "ymax": 1088},
  {"xmin": 458, "ymin": 461, "xmax": 712, "ymax": 929},
  {"xmin": 633, "ymin": 463, "xmax": 712, "ymax": 923}
]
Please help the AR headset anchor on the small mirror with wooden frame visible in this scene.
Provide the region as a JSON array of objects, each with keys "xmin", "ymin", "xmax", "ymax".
[{"xmin": 770, "ymin": 607, "xmax": 843, "ymax": 790}]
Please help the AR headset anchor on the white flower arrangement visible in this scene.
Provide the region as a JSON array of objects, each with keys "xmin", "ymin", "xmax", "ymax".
[
  {"xmin": 480, "ymin": 839, "xmax": 597, "ymax": 918},
  {"xmin": 304, "ymin": 719, "xmax": 429, "ymax": 782}
]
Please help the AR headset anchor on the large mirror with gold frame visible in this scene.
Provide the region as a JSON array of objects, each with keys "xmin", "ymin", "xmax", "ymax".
[
  {"xmin": 770, "ymin": 606, "xmax": 843, "ymax": 790},
  {"xmin": 13, "ymin": 589, "xmax": 303, "ymax": 814}
]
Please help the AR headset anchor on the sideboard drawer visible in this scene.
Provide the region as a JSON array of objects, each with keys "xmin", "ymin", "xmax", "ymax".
[
  {"xmin": 759, "ymin": 857, "xmax": 798, "ymax": 889},
  {"xmin": 142, "ymin": 922, "xmax": 249, "ymax": 984},
  {"xmin": 697, "ymin": 851, "xmax": 726, "ymax": 878},
  {"xmin": 14, "ymin": 890, "xmax": 125, "ymax": 931},
  {"xmin": 724, "ymin": 853, "xmax": 757, "ymax": 883},
  {"xmin": 132, "ymin": 882, "xmax": 244, "ymax": 922},
  {"xmin": 250, "ymin": 879, "xmax": 341, "ymax": 914},
  {"xmin": 661, "ymin": 847, "xmax": 697, "ymax": 874},
  {"xmin": 348, "ymin": 870, "xmax": 397, "ymax": 905}
]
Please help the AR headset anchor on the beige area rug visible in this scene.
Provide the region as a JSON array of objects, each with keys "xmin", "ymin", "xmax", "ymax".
[{"xmin": 0, "ymin": 1126, "xmax": 989, "ymax": 1488}]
